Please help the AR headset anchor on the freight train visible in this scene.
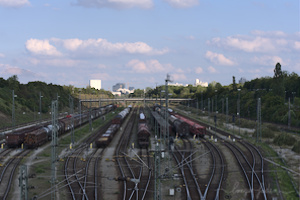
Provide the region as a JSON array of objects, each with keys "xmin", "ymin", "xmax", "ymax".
[
  {"xmin": 5, "ymin": 104, "xmax": 115, "ymax": 148},
  {"xmin": 172, "ymin": 113, "xmax": 206, "ymax": 137},
  {"xmin": 153, "ymin": 104, "xmax": 206, "ymax": 138},
  {"xmin": 95, "ymin": 105, "xmax": 132, "ymax": 148},
  {"xmin": 137, "ymin": 112, "xmax": 150, "ymax": 148}
]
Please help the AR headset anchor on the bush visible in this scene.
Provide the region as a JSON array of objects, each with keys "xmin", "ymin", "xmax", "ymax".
[
  {"xmin": 292, "ymin": 141, "xmax": 300, "ymax": 153},
  {"xmin": 253, "ymin": 126, "xmax": 275, "ymax": 138},
  {"xmin": 273, "ymin": 133, "xmax": 295, "ymax": 146}
]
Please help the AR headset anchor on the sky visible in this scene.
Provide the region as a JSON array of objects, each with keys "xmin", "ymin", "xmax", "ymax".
[{"xmin": 0, "ymin": 0, "xmax": 299, "ymax": 90}]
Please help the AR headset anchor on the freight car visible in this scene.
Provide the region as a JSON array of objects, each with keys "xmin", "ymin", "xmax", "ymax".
[
  {"xmin": 95, "ymin": 106, "xmax": 132, "ymax": 148},
  {"xmin": 95, "ymin": 124, "xmax": 119, "ymax": 147},
  {"xmin": 173, "ymin": 114, "xmax": 206, "ymax": 137},
  {"xmin": 137, "ymin": 113, "xmax": 150, "ymax": 148},
  {"xmin": 111, "ymin": 107, "xmax": 131, "ymax": 124},
  {"xmin": 24, "ymin": 127, "xmax": 50, "ymax": 148},
  {"xmin": 169, "ymin": 115, "xmax": 189, "ymax": 138},
  {"xmin": 7, "ymin": 104, "xmax": 115, "ymax": 148},
  {"xmin": 5, "ymin": 126, "xmax": 41, "ymax": 148}
]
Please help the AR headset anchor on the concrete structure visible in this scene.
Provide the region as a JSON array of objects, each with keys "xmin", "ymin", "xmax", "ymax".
[{"xmin": 89, "ymin": 80, "xmax": 102, "ymax": 90}]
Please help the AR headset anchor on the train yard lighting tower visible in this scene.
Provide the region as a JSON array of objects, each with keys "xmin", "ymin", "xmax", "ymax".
[
  {"xmin": 12, "ymin": 90, "xmax": 17, "ymax": 132},
  {"xmin": 39, "ymin": 92, "xmax": 43, "ymax": 124}
]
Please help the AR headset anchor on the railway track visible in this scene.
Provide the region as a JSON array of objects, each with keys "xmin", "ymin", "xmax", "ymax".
[
  {"xmin": 224, "ymin": 141, "xmax": 267, "ymax": 200},
  {"xmin": 0, "ymin": 149, "xmax": 30, "ymax": 199},
  {"xmin": 173, "ymin": 139, "xmax": 201, "ymax": 200},
  {"xmin": 64, "ymin": 121, "xmax": 111, "ymax": 199},
  {"xmin": 115, "ymin": 107, "xmax": 138, "ymax": 200},
  {"xmin": 201, "ymin": 139, "xmax": 225, "ymax": 200}
]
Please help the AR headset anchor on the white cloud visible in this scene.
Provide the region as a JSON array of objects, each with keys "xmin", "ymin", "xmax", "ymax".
[
  {"xmin": 74, "ymin": 0, "xmax": 153, "ymax": 9},
  {"xmin": 51, "ymin": 38, "xmax": 168, "ymax": 56},
  {"xmin": 90, "ymin": 73, "xmax": 111, "ymax": 81},
  {"xmin": 164, "ymin": 0, "xmax": 199, "ymax": 8},
  {"xmin": 207, "ymin": 31, "xmax": 300, "ymax": 53},
  {"xmin": 195, "ymin": 67, "xmax": 203, "ymax": 74},
  {"xmin": 294, "ymin": 41, "xmax": 300, "ymax": 50},
  {"xmin": 27, "ymin": 58, "xmax": 82, "ymax": 67},
  {"xmin": 172, "ymin": 73, "xmax": 187, "ymax": 81},
  {"xmin": 126, "ymin": 59, "xmax": 173, "ymax": 73},
  {"xmin": 205, "ymin": 51, "xmax": 235, "ymax": 66},
  {"xmin": 26, "ymin": 39, "xmax": 62, "ymax": 56},
  {"xmin": 0, "ymin": 53, "xmax": 5, "ymax": 58},
  {"xmin": 0, "ymin": 0, "xmax": 30, "ymax": 7},
  {"xmin": 252, "ymin": 56, "xmax": 284, "ymax": 66},
  {"xmin": 0, "ymin": 63, "xmax": 38, "ymax": 78},
  {"xmin": 208, "ymin": 66, "xmax": 217, "ymax": 73}
]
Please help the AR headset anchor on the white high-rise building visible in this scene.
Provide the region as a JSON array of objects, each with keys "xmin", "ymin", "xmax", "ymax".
[
  {"xmin": 89, "ymin": 80, "xmax": 102, "ymax": 90},
  {"xmin": 195, "ymin": 79, "xmax": 208, "ymax": 87}
]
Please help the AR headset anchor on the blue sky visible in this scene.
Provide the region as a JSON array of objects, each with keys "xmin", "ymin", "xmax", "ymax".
[{"xmin": 0, "ymin": 0, "xmax": 299, "ymax": 90}]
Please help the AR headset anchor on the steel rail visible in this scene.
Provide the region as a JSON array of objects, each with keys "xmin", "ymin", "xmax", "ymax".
[{"xmin": 225, "ymin": 142, "xmax": 254, "ymax": 200}]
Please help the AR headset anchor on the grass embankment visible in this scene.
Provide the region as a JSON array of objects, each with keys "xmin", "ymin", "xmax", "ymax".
[{"xmin": 23, "ymin": 107, "xmax": 122, "ymax": 199}]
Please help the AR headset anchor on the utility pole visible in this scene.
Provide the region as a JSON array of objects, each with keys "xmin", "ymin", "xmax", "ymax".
[
  {"xmin": 39, "ymin": 92, "xmax": 43, "ymax": 124},
  {"xmin": 89, "ymin": 97, "xmax": 92, "ymax": 132},
  {"xmin": 237, "ymin": 89, "xmax": 241, "ymax": 135},
  {"xmin": 201, "ymin": 91, "xmax": 203, "ymax": 112},
  {"xmin": 79, "ymin": 92, "xmax": 81, "ymax": 126},
  {"xmin": 226, "ymin": 97, "xmax": 228, "ymax": 129},
  {"xmin": 288, "ymin": 97, "xmax": 291, "ymax": 129},
  {"xmin": 165, "ymin": 74, "xmax": 172, "ymax": 172},
  {"xmin": 51, "ymin": 100, "xmax": 58, "ymax": 200},
  {"xmin": 19, "ymin": 165, "xmax": 28, "ymax": 200},
  {"xmin": 256, "ymin": 98, "xmax": 262, "ymax": 143},
  {"xmin": 12, "ymin": 90, "xmax": 17, "ymax": 132},
  {"xmin": 69, "ymin": 95, "xmax": 74, "ymax": 144},
  {"xmin": 208, "ymin": 98, "xmax": 210, "ymax": 122}
]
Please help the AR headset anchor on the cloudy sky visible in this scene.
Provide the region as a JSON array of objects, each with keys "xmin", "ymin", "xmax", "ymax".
[{"xmin": 0, "ymin": 0, "xmax": 299, "ymax": 90}]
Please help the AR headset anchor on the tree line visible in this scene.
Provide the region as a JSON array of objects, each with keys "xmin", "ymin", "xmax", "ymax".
[{"xmin": 142, "ymin": 63, "xmax": 300, "ymax": 127}]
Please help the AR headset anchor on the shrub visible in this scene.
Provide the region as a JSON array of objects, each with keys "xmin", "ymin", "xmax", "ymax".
[
  {"xmin": 292, "ymin": 141, "xmax": 300, "ymax": 153},
  {"xmin": 273, "ymin": 133, "xmax": 295, "ymax": 146}
]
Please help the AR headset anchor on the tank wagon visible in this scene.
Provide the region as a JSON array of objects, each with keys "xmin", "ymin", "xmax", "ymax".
[
  {"xmin": 169, "ymin": 115, "xmax": 190, "ymax": 138},
  {"xmin": 137, "ymin": 113, "xmax": 150, "ymax": 148},
  {"xmin": 95, "ymin": 106, "xmax": 131, "ymax": 147}
]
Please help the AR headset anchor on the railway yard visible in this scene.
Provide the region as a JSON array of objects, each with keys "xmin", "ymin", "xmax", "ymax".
[{"xmin": 0, "ymin": 102, "xmax": 299, "ymax": 200}]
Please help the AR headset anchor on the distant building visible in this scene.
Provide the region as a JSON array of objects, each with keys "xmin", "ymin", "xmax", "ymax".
[
  {"xmin": 168, "ymin": 82, "xmax": 184, "ymax": 86},
  {"xmin": 112, "ymin": 83, "xmax": 126, "ymax": 92},
  {"xmin": 129, "ymin": 86, "xmax": 135, "ymax": 91},
  {"xmin": 195, "ymin": 79, "xmax": 208, "ymax": 87},
  {"xmin": 239, "ymin": 77, "xmax": 247, "ymax": 84},
  {"xmin": 89, "ymin": 80, "xmax": 101, "ymax": 90}
]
